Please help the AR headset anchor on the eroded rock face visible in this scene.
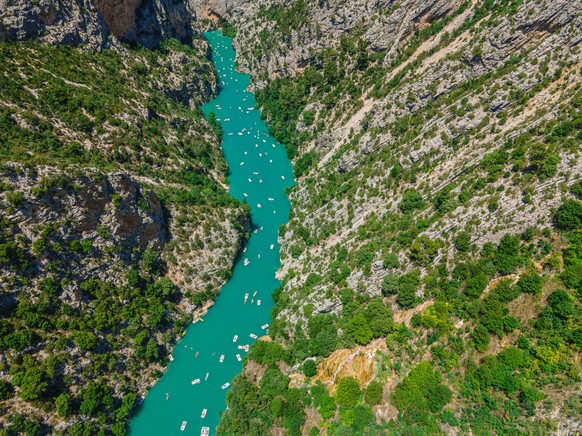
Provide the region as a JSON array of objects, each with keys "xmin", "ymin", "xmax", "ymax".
[{"xmin": 0, "ymin": 0, "xmax": 196, "ymax": 49}]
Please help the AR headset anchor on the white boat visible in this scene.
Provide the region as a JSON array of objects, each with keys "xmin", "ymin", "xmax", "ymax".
[
  {"xmin": 261, "ymin": 324, "xmax": 269, "ymax": 330},
  {"xmin": 270, "ymin": 244, "xmax": 274, "ymax": 249},
  {"xmin": 219, "ymin": 355, "xmax": 225, "ymax": 363},
  {"xmin": 281, "ymin": 175, "xmax": 285, "ymax": 179},
  {"xmin": 169, "ymin": 355, "xmax": 174, "ymax": 362},
  {"xmin": 244, "ymin": 293, "xmax": 249, "ymax": 303},
  {"xmin": 233, "ymin": 335, "xmax": 238, "ymax": 342},
  {"xmin": 253, "ymin": 171, "xmax": 259, "ymax": 175},
  {"xmin": 180, "ymin": 421, "xmax": 187, "ymax": 431},
  {"xmin": 252, "ymin": 291, "xmax": 257, "ymax": 297},
  {"xmin": 258, "ymin": 254, "xmax": 261, "ymax": 259},
  {"xmin": 205, "ymin": 372, "xmax": 209, "ymax": 380},
  {"xmin": 191, "ymin": 378, "xmax": 200, "ymax": 385},
  {"xmin": 248, "ymin": 178, "xmax": 252, "ymax": 182},
  {"xmin": 201, "ymin": 426, "xmax": 210, "ymax": 436},
  {"xmin": 236, "ymin": 354, "xmax": 242, "ymax": 361},
  {"xmin": 201, "ymin": 409, "xmax": 207, "ymax": 418},
  {"xmin": 243, "ymin": 345, "xmax": 250, "ymax": 352},
  {"xmin": 257, "ymin": 300, "xmax": 261, "ymax": 306},
  {"xmin": 268, "ymin": 198, "xmax": 274, "ymax": 201},
  {"xmin": 240, "ymin": 162, "xmax": 244, "ymax": 165},
  {"xmin": 222, "ymin": 383, "xmax": 230, "ymax": 389},
  {"xmin": 250, "ymin": 333, "xmax": 258, "ymax": 339},
  {"xmin": 259, "ymin": 179, "xmax": 263, "ymax": 183},
  {"xmin": 237, "ymin": 345, "xmax": 246, "ymax": 350},
  {"xmin": 244, "ymin": 258, "xmax": 249, "ymax": 266},
  {"xmin": 257, "ymin": 204, "xmax": 262, "ymax": 208}
]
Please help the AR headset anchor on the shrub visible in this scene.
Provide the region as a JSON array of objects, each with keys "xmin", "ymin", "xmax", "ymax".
[
  {"xmin": 400, "ymin": 189, "xmax": 424, "ymax": 213},
  {"xmin": 554, "ymin": 199, "xmax": 582, "ymax": 230},
  {"xmin": 516, "ymin": 271, "xmax": 543, "ymax": 294},
  {"xmin": 303, "ymin": 360, "xmax": 317, "ymax": 377},
  {"xmin": 336, "ymin": 377, "xmax": 361, "ymax": 408},
  {"xmin": 364, "ymin": 381, "xmax": 383, "ymax": 405}
]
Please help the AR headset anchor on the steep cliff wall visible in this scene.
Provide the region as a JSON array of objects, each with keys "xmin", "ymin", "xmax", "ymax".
[{"xmin": 0, "ymin": 0, "xmax": 196, "ymax": 48}]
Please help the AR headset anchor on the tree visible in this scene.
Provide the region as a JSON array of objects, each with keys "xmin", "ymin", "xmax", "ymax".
[
  {"xmin": 397, "ymin": 271, "xmax": 419, "ymax": 309},
  {"xmin": 494, "ymin": 234, "xmax": 521, "ymax": 274},
  {"xmin": 400, "ymin": 189, "xmax": 424, "ymax": 213},
  {"xmin": 345, "ymin": 314, "xmax": 373, "ymax": 345},
  {"xmin": 472, "ymin": 324, "xmax": 490, "ymax": 352},
  {"xmin": 336, "ymin": 377, "xmax": 361, "ymax": 409},
  {"xmin": 382, "ymin": 274, "xmax": 399, "ymax": 295},
  {"xmin": 56, "ymin": 393, "xmax": 72, "ymax": 418},
  {"xmin": 554, "ymin": 199, "xmax": 582, "ymax": 230},
  {"xmin": 302, "ymin": 360, "xmax": 317, "ymax": 377},
  {"xmin": 364, "ymin": 381, "xmax": 383, "ymax": 405},
  {"xmin": 15, "ymin": 367, "xmax": 49, "ymax": 402},
  {"xmin": 454, "ymin": 232, "xmax": 472, "ymax": 252},
  {"xmin": 516, "ymin": 271, "xmax": 543, "ymax": 294},
  {"xmin": 366, "ymin": 298, "xmax": 393, "ymax": 337}
]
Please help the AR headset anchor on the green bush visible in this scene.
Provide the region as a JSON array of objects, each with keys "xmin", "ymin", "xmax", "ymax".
[
  {"xmin": 400, "ymin": 189, "xmax": 424, "ymax": 213},
  {"xmin": 516, "ymin": 271, "xmax": 543, "ymax": 294},
  {"xmin": 554, "ymin": 199, "xmax": 582, "ymax": 230},
  {"xmin": 364, "ymin": 381, "xmax": 383, "ymax": 405},
  {"xmin": 336, "ymin": 377, "xmax": 361, "ymax": 409},
  {"xmin": 303, "ymin": 360, "xmax": 317, "ymax": 377}
]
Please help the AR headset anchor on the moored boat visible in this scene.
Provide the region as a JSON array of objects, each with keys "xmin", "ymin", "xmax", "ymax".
[
  {"xmin": 201, "ymin": 409, "xmax": 207, "ymax": 418},
  {"xmin": 180, "ymin": 421, "xmax": 187, "ymax": 431},
  {"xmin": 221, "ymin": 382, "xmax": 230, "ymax": 389}
]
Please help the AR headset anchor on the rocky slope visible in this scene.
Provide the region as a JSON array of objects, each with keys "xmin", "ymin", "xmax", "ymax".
[
  {"xmin": 214, "ymin": 0, "xmax": 582, "ymax": 434},
  {"xmin": 0, "ymin": 3, "xmax": 249, "ymax": 434}
]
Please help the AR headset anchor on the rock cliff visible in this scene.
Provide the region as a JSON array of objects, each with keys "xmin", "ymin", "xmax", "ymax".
[{"xmin": 0, "ymin": 0, "xmax": 196, "ymax": 49}]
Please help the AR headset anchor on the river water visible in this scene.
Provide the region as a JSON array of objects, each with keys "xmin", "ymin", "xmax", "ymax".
[{"xmin": 129, "ymin": 30, "xmax": 294, "ymax": 435}]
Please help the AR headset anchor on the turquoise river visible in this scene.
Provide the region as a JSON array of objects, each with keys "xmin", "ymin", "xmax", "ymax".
[{"xmin": 129, "ymin": 30, "xmax": 294, "ymax": 435}]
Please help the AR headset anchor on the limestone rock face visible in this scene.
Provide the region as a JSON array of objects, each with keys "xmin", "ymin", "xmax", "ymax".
[{"xmin": 0, "ymin": 0, "xmax": 196, "ymax": 49}]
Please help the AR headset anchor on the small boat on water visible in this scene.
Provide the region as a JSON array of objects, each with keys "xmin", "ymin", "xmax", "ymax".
[
  {"xmin": 270, "ymin": 244, "xmax": 274, "ymax": 249},
  {"xmin": 257, "ymin": 300, "xmax": 261, "ymax": 306},
  {"xmin": 192, "ymin": 378, "xmax": 200, "ymax": 385},
  {"xmin": 169, "ymin": 355, "xmax": 174, "ymax": 362},
  {"xmin": 244, "ymin": 293, "xmax": 249, "ymax": 303},
  {"xmin": 180, "ymin": 421, "xmax": 187, "ymax": 431},
  {"xmin": 268, "ymin": 198, "xmax": 274, "ymax": 201},
  {"xmin": 221, "ymin": 383, "xmax": 230, "ymax": 389},
  {"xmin": 236, "ymin": 354, "xmax": 242, "ymax": 361},
  {"xmin": 201, "ymin": 409, "xmax": 207, "ymax": 418},
  {"xmin": 243, "ymin": 258, "xmax": 249, "ymax": 266},
  {"xmin": 166, "ymin": 393, "xmax": 170, "ymax": 400},
  {"xmin": 252, "ymin": 291, "xmax": 257, "ymax": 297},
  {"xmin": 205, "ymin": 372, "xmax": 209, "ymax": 380},
  {"xmin": 261, "ymin": 324, "xmax": 269, "ymax": 330},
  {"xmin": 257, "ymin": 203, "xmax": 262, "ymax": 208},
  {"xmin": 219, "ymin": 355, "xmax": 225, "ymax": 363},
  {"xmin": 195, "ymin": 352, "xmax": 199, "ymax": 358},
  {"xmin": 233, "ymin": 335, "xmax": 238, "ymax": 342},
  {"xmin": 250, "ymin": 333, "xmax": 258, "ymax": 339},
  {"xmin": 201, "ymin": 426, "xmax": 210, "ymax": 436}
]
